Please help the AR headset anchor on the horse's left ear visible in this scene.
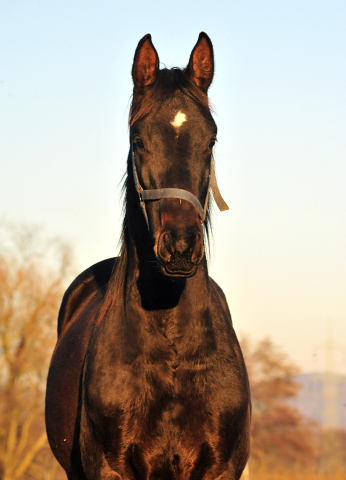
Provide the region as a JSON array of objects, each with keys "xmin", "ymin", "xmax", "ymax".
[
  {"xmin": 132, "ymin": 34, "xmax": 159, "ymax": 89},
  {"xmin": 185, "ymin": 32, "xmax": 214, "ymax": 92}
]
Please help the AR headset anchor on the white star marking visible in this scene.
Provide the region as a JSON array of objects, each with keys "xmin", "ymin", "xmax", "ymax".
[{"xmin": 170, "ymin": 111, "xmax": 187, "ymax": 129}]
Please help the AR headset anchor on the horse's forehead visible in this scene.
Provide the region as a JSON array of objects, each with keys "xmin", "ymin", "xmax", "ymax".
[
  {"xmin": 155, "ymin": 100, "xmax": 214, "ymax": 132},
  {"xmin": 135, "ymin": 96, "xmax": 215, "ymax": 136}
]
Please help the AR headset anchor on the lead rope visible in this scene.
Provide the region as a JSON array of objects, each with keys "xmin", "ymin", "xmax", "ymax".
[{"xmin": 209, "ymin": 158, "xmax": 229, "ymax": 212}]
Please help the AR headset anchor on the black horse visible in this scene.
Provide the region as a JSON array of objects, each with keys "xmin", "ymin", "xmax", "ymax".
[{"xmin": 46, "ymin": 33, "xmax": 250, "ymax": 480}]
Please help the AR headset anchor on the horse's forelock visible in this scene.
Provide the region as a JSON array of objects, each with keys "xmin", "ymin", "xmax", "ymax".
[{"xmin": 129, "ymin": 68, "xmax": 211, "ymax": 126}]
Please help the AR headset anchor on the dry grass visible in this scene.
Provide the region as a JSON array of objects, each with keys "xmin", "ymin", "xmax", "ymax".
[{"xmin": 249, "ymin": 469, "xmax": 346, "ymax": 480}]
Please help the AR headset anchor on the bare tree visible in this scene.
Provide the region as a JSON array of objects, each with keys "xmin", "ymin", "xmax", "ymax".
[{"xmin": 0, "ymin": 221, "xmax": 73, "ymax": 480}]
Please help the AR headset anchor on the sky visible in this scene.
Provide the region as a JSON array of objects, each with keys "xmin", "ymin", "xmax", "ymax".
[{"xmin": 1, "ymin": 0, "xmax": 345, "ymax": 374}]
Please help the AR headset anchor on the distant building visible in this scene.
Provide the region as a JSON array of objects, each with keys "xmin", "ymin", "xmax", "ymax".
[{"xmin": 287, "ymin": 373, "xmax": 346, "ymax": 429}]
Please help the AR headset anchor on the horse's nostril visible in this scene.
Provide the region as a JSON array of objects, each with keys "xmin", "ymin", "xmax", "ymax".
[
  {"xmin": 191, "ymin": 233, "xmax": 204, "ymax": 264},
  {"xmin": 158, "ymin": 232, "xmax": 173, "ymax": 262},
  {"xmin": 163, "ymin": 232, "xmax": 174, "ymax": 254}
]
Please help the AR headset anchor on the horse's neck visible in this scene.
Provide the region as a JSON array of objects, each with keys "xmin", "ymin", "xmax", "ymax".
[
  {"xmin": 124, "ymin": 235, "xmax": 211, "ymax": 317},
  {"xmin": 98, "ymin": 234, "xmax": 214, "ymax": 361}
]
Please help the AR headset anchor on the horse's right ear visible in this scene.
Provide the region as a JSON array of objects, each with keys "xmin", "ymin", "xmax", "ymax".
[{"xmin": 132, "ymin": 34, "xmax": 159, "ymax": 89}]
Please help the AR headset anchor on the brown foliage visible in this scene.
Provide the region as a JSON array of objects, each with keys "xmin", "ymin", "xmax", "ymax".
[
  {"xmin": 241, "ymin": 337, "xmax": 317, "ymax": 472},
  {"xmin": 0, "ymin": 222, "xmax": 72, "ymax": 480}
]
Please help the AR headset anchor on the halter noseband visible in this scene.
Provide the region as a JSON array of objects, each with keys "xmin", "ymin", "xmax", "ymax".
[{"xmin": 131, "ymin": 146, "xmax": 229, "ymax": 230}]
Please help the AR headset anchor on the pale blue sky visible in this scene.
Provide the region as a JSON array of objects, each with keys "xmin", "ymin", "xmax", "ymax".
[{"xmin": 1, "ymin": 0, "xmax": 345, "ymax": 373}]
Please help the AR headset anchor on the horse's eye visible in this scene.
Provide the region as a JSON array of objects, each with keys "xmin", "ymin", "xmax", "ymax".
[
  {"xmin": 208, "ymin": 138, "xmax": 216, "ymax": 149},
  {"xmin": 133, "ymin": 137, "xmax": 144, "ymax": 150}
]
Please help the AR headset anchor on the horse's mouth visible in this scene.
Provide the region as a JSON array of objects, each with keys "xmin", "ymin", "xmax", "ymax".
[
  {"xmin": 157, "ymin": 258, "xmax": 198, "ymax": 278},
  {"xmin": 162, "ymin": 265, "xmax": 198, "ymax": 278}
]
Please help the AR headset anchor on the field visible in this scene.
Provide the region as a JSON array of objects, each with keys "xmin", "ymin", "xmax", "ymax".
[{"xmin": 249, "ymin": 469, "xmax": 346, "ymax": 480}]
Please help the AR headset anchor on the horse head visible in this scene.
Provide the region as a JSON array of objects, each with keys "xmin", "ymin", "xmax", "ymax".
[{"xmin": 129, "ymin": 33, "xmax": 226, "ymax": 278}]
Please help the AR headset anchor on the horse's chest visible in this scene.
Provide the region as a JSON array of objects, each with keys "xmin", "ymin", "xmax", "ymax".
[
  {"xmin": 86, "ymin": 337, "xmax": 240, "ymax": 440},
  {"xmin": 82, "ymin": 318, "xmax": 249, "ymax": 479}
]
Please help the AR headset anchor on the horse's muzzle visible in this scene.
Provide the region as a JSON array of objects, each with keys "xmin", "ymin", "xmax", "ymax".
[{"xmin": 155, "ymin": 199, "xmax": 204, "ymax": 277}]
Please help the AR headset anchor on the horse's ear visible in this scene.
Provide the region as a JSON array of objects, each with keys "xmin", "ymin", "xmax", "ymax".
[
  {"xmin": 132, "ymin": 34, "xmax": 159, "ymax": 89},
  {"xmin": 185, "ymin": 32, "xmax": 214, "ymax": 92}
]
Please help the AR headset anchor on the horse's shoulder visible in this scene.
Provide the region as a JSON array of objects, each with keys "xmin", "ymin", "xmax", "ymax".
[
  {"xmin": 57, "ymin": 257, "xmax": 118, "ymax": 336},
  {"xmin": 210, "ymin": 277, "xmax": 233, "ymax": 325}
]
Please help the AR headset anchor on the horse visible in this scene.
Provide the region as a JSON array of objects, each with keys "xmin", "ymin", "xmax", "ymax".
[{"xmin": 45, "ymin": 32, "xmax": 251, "ymax": 480}]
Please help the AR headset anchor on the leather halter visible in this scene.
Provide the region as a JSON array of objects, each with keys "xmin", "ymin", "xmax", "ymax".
[{"xmin": 131, "ymin": 146, "xmax": 229, "ymax": 229}]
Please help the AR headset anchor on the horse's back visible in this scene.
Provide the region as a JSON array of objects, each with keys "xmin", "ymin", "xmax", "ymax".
[
  {"xmin": 57, "ymin": 257, "xmax": 117, "ymax": 335},
  {"xmin": 46, "ymin": 257, "xmax": 117, "ymax": 479}
]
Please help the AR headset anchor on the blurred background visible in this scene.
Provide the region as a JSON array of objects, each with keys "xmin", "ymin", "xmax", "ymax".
[{"xmin": 1, "ymin": 1, "xmax": 345, "ymax": 478}]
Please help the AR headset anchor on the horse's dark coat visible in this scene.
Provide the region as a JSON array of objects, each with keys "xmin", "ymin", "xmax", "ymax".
[{"xmin": 46, "ymin": 33, "xmax": 250, "ymax": 480}]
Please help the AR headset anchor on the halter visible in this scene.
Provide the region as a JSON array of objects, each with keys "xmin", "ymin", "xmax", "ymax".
[{"xmin": 131, "ymin": 146, "xmax": 229, "ymax": 230}]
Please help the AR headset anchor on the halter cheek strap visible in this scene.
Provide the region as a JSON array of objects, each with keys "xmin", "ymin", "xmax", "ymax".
[{"xmin": 131, "ymin": 146, "xmax": 229, "ymax": 230}]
